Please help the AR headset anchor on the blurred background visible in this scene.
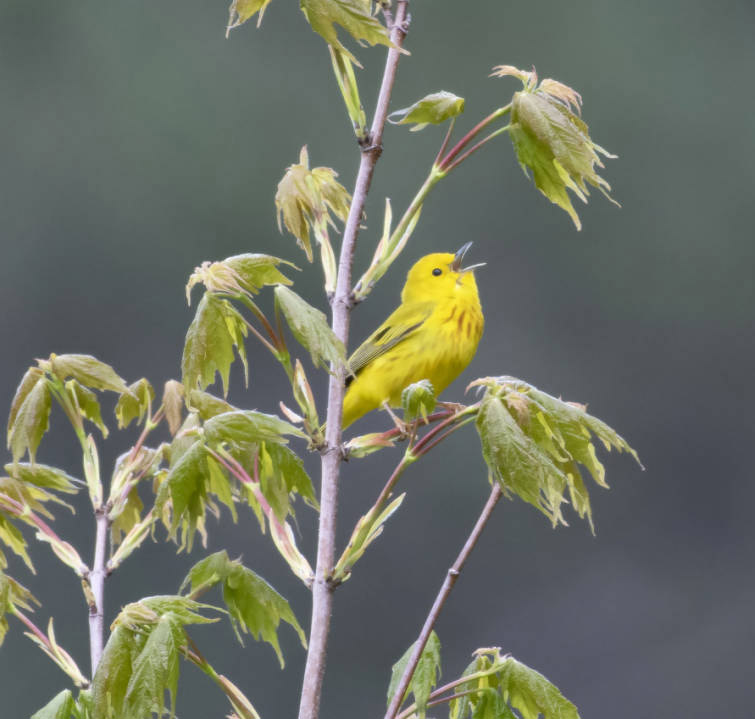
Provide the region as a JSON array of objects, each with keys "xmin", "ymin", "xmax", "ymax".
[{"xmin": 1, "ymin": 0, "xmax": 754, "ymax": 717}]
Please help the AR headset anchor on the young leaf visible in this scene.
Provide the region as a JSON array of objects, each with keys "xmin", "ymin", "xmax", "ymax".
[
  {"xmin": 66, "ymin": 380, "xmax": 108, "ymax": 437},
  {"xmin": 4, "ymin": 462, "xmax": 80, "ymax": 494},
  {"xmin": 0, "ymin": 570, "xmax": 37, "ymax": 647},
  {"xmin": 30, "ymin": 689, "xmax": 76, "ymax": 719},
  {"xmin": 204, "ymin": 409, "xmax": 306, "ymax": 449},
  {"xmin": 401, "ymin": 380, "xmax": 436, "ymax": 423},
  {"xmin": 48, "ymin": 354, "xmax": 129, "ymax": 394},
  {"xmin": 387, "ymin": 631, "xmax": 442, "ymax": 719},
  {"xmin": 182, "ymin": 293, "xmax": 249, "ymax": 396},
  {"xmin": 500, "ymin": 657, "xmax": 579, "ymax": 719},
  {"xmin": 492, "ymin": 65, "xmax": 618, "ymax": 230},
  {"xmin": 187, "ymin": 388, "xmax": 237, "ymax": 420},
  {"xmin": 0, "ymin": 513, "xmax": 33, "ymax": 571},
  {"xmin": 186, "ymin": 253, "xmax": 295, "ymax": 303},
  {"xmin": 333, "ymin": 493, "xmax": 404, "ymax": 583},
  {"xmin": 226, "ymin": 0, "xmax": 275, "ymax": 35},
  {"xmin": 162, "ymin": 380, "xmax": 185, "ymax": 436},
  {"xmin": 299, "ymin": 0, "xmax": 394, "ymax": 65},
  {"xmin": 274, "ymin": 285, "xmax": 345, "ymax": 369},
  {"xmin": 181, "ymin": 550, "xmax": 306, "ymax": 666},
  {"xmin": 258, "ymin": 442, "xmax": 317, "ymax": 520},
  {"xmin": 7, "ymin": 371, "xmax": 51, "ymax": 463},
  {"xmin": 388, "ymin": 91, "xmax": 465, "ymax": 131},
  {"xmin": 115, "ymin": 378, "xmax": 155, "ymax": 430}
]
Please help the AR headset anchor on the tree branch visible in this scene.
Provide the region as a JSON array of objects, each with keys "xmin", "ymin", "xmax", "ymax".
[
  {"xmin": 297, "ymin": 5, "xmax": 410, "ymax": 719},
  {"xmin": 383, "ymin": 484, "xmax": 503, "ymax": 719},
  {"xmin": 88, "ymin": 508, "xmax": 109, "ymax": 674}
]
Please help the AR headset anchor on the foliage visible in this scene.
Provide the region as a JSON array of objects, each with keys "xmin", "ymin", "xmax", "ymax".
[{"xmin": 3, "ymin": 4, "xmax": 636, "ymax": 719}]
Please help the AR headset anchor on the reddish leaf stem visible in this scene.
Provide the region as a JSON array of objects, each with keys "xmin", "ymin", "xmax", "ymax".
[
  {"xmin": 298, "ymin": 5, "xmax": 410, "ymax": 719},
  {"xmin": 383, "ymin": 484, "xmax": 503, "ymax": 719},
  {"xmin": 437, "ymin": 105, "xmax": 511, "ymax": 172}
]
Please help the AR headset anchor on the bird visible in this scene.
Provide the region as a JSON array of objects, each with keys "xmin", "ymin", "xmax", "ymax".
[{"xmin": 342, "ymin": 242, "xmax": 484, "ymax": 429}]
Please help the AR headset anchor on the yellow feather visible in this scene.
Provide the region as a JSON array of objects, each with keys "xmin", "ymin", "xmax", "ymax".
[{"xmin": 343, "ymin": 250, "xmax": 484, "ymax": 428}]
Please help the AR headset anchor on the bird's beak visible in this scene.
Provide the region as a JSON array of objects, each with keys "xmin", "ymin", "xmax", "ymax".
[{"xmin": 451, "ymin": 241, "xmax": 486, "ymax": 273}]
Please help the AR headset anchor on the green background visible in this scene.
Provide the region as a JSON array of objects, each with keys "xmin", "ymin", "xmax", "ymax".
[{"xmin": 2, "ymin": 1, "xmax": 753, "ymax": 717}]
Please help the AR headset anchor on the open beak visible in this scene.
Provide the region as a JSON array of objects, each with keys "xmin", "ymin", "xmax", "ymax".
[{"xmin": 451, "ymin": 241, "xmax": 486, "ymax": 273}]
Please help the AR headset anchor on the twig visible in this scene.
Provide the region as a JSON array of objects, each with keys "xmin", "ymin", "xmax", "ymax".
[
  {"xmin": 88, "ymin": 508, "xmax": 109, "ymax": 674},
  {"xmin": 297, "ymin": 5, "xmax": 410, "ymax": 719},
  {"xmin": 383, "ymin": 484, "xmax": 503, "ymax": 719}
]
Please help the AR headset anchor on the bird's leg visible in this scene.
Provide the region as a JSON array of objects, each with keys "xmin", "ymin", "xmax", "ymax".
[{"xmin": 381, "ymin": 401, "xmax": 411, "ymax": 437}]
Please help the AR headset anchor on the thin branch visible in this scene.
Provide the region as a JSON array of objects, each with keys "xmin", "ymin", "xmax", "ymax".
[
  {"xmin": 383, "ymin": 484, "xmax": 503, "ymax": 719},
  {"xmin": 88, "ymin": 508, "xmax": 109, "ymax": 674},
  {"xmin": 297, "ymin": 4, "xmax": 410, "ymax": 719}
]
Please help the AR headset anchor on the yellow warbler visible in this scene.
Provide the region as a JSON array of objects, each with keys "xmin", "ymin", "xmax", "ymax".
[{"xmin": 343, "ymin": 242, "xmax": 484, "ymax": 428}]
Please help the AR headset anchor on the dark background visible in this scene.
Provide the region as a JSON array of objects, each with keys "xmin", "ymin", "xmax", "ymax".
[{"xmin": 1, "ymin": 1, "xmax": 754, "ymax": 717}]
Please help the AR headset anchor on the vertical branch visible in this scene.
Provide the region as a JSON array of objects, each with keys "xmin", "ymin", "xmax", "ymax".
[
  {"xmin": 383, "ymin": 485, "xmax": 503, "ymax": 719},
  {"xmin": 297, "ymin": 5, "xmax": 410, "ymax": 719},
  {"xmin": 88, "ymin": 509, "xmax": 109, "ymax": 674}
]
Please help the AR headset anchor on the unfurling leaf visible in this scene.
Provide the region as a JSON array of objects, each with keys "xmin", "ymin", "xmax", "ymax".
[
  {"xmin": 6, "ymin": 368, "xmax": 50, "ymax": 464},
  {"xmin": 492, "ymin": 65, "xmax": 618, "ymax": 230},
  {"xmin": 401, "ymin": 380, "xmax": 436, "ymax": 422},
  {"xmin": 115, "ymin": 378, "xmax": 154, "ymax": 430},
  {"xmin": 181, "ymin": 293, "xmax": 249, "ymax": 396},
  {"xmin": 274, "ymin": 285, "xmax": 345, "ymax": 369},
  {"xmin": 204, "ymin": 410, "xmax": 306, "ymax": 448},
  {"xmin": 388, "ymin": 91, "xmax": 465, "ymax": 131},
  {"xmin": 66, "ymin": 380, "xmax": 108, "ymax": 437},
  {"xmin": 333, "ymin": 493, "xmax": 404, "ymax": 583},
  {"xmin": 387, "ymin": 631, "xmax": 441, "ymax": 719},
  {"xmin": 162, "ymin": 380, "xmax": 185, "ymax": 435},
  {"xmin": 0, "ymin": 570, "xmax": 37, "ymax": 647},
  {"xmin": 275, "ymin": 147, "xmax": 350, "ymax": 283},
  {"xmin": 30, "ymin": 689, "xmax": 76, "ymax": 719},
  {"xmin": 92, "ymin": 596, "xmax": 219, "ymax": 719},
  {"xmin": 186, "ymin": 254, "xmax": 295, "ymax": 304},
  {"xmin": 450, "ymin": 648, "xmax": 580, "ymax": 719},
  {"xmin": 473, "ymin": 376, "xmax": 640, "ymax": 531},
  {"xmin": 23, "ymin": 618, "xmax": 89, "ymax": 688},
  {"xmin": 330, "ymin": 46, "xmax": 368, "ymax": 139},
  {"xmin": 181, "ymin": 550, "xmax": 305, "ymax": 666},
  {"xmin": 3, "ymin": 462, "xmax": 80, "ymax": 495},
  {"xmin": 226, "ymin": 0, "xmax": 275, "ymax": 36},
  {"xmin": 299, "ymin": 0, "xmax": 395, "ymax": 65},
  {"xmin": 257, "ymin": 442, "xmax": 317, "ymax": 520},
  {"xmin": 47, "ymin": 354, "xmax": 130, "ymax": 394}
]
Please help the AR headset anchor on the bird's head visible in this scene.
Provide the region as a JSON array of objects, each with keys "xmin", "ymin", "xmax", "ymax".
[{"xmin": 401, "ymin": 242, "xmax": 484, "ymax": 305}]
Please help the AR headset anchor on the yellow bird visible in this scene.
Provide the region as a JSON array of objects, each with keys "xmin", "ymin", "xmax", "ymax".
[{"xmin": 343, "ymin": 242, "xmax": 484, "ymax": 428}]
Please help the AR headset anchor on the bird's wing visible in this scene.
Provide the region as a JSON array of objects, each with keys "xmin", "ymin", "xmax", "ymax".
[{"xmin": 346, "ymin": 301, "xmax": 434, "ymax": 386}]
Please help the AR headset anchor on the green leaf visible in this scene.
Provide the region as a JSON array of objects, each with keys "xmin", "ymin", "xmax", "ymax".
[
  {"xmin": 115, "ymin": 378, "xmax": 154, "ymax": 430},
  {"xmin": 401, "ymin": 380, "xmax": 436, "ymax": 422},
  {"xmin": 92, "ymin": 596, "xmax": 218, "ymax": 719},
  {"xmin": 388, "ymin": 91, "xmax": 465, "ymax": 131},
  {"xmin": 186, "ymin": 253, "xmax": 295, "ymax": 302},
  {"xmin": 66, "ymin": 380, "xmax": 108, "ymax": 437},
  {"xmin": 182, "ymin": 293, "xmax": 249, "ymax": 396},
  {"xmin": 31, "ymin": 689, "xmax": 76, "ymax": 719},
  {"xmin": 0, "ymin": 570, "xmax": 37, "ymax": 647},
  {"xmin": 204, "ymin": 409, "xmax": 306, "ymax": 449},
  {"xmin": 258, "ymin": 442, "xmax": 317, "ymax": 520},
  {"xmin": 4, "ymin": 462, "xmax": 80, "ymax": 494},
  {"xmin": 476, "ymin": 392, "xmax": 568, "ymax": 526},
  {"xmin": 500, "ymin": 657, "xmax": 579, "ymax": 719},
  {"xmin": 387, "ymin": 631, "xmax": 441, "ymax": 718},
  {"xmin": 226, "ymin": 0, "xmax": 275, "ymax": 35},
  {"xmin": 162, "ymin": 380, "xmax": 185, "ymax": 436},
  {"xmin": 493, "ymin": 65, "xmax": 618, "ymax": 230},
  {"xmin": 333, "ymin": 493, "xmax": 404, "ymax": 583},
  {"xmin": 110, "ymin": 487, "xmax": 144, "ymax": 547},
  {"xmin": 299, "ymin": 0, "xmax": 394, "ymax": 65},
  {"xmin": 0, "ymin": 513, "xmax": 33, "ymax": 571},
  {"xmin": 275, "ymin": 147, "xmax": 351, "ymax": 263},
  {"xmin": 274, "ymin": 285, "xmax": 345, "ymax": 369},
  {"xmin": 187, "ymin": 388, "xmax": 237, "ymax": 421},
  {"xmin": 49, "ymin": 354, "xmax": 129, "ymax": 394},
  {"xmin": 181, "ymin": 550, "xmax": 306, "ymax": 667},
  {"xmin": 7, "ymin": 371, "xmax": 51, "ymax": 463}
]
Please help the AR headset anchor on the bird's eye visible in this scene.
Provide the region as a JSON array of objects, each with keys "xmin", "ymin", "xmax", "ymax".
[{"xmin": 432, "ymin": 268, "xmax": 442, "ymax": 276}]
